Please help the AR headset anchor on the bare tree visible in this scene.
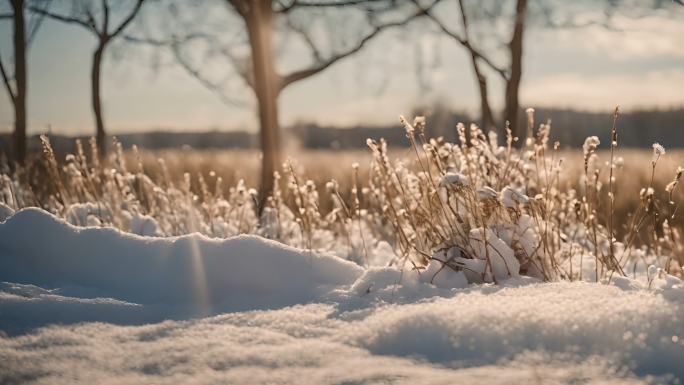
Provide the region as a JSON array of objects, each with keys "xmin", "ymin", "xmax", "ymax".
[
  {"xmin": 417, "ymin": 0, "xmax": 684, "ymax": 139},
  {"xmin": 504, "ymin": 0, "xmax": 524, "ymax": 138},
  {"xmin": 410, "ymin": 0, "xmax": 522, "ymax": 135},
  {"xmin": 0, "ymin": 0, "xmax": 48, "ymax": 165},
  {"xmin": 131, "ymin": 0, "xmax": 428, "ymax": 203},
  {"xmin": 31, "ymin": 0, "xmax": 146, "ymax": 154}
]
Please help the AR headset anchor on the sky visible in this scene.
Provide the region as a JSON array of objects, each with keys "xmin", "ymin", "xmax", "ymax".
[{"xmin": 0, "ymin": 2, "xmax": 683, "ymax": 136}]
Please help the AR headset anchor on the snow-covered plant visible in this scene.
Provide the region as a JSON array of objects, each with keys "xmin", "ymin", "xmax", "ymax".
[{"xmin": 361, "ymin": 112, "xmax": 682, "ymax": 286}]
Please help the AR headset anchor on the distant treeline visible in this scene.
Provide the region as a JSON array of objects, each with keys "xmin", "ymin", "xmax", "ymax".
[
  {"xmin": 1, "ymin": 108, "xmax": 682, "ymax": 155},
  {"xmin": 293, "ymin": 107, "xmax": 684, "ymax": 149},
  {"xmin": 530, "ymin": 108, "xmax": 684, "ymax": 148},
  {"xmin": 0, "ymin": 131, "xmax": 258, "ymax": 157}
]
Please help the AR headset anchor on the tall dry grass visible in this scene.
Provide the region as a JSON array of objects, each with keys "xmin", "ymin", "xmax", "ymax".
[
  {"xmin": 120, "ymin": 147, "xmax": 684, "ymax": 237},
  {"xmin": 1, "ymin": 109, "xmax": 683, "ymax": 284}
]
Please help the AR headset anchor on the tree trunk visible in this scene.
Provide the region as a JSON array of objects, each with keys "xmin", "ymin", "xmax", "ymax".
[
  {"xmin": 92, "ymin": 42, "xmax": 106, "ymax": 155},
  {"xmin": 245, "ymin": 0, "xmax": 280, "ymax": 206},
  {"xmin": 504, "ymin": 0, "xmax": 525, "ymax": 140},
  {"xmin": 469, "ymin": 54, "xmax": 495, "ymax": 132},
  {"xmin": 11, "ymin": 0, "xmax": 26, "ymax": 165}
]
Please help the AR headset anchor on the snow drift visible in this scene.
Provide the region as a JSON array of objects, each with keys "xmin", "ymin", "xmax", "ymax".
[
  {"xmin": 2, "ymin": 208, "xmax": 684, "ymax": 383},
  {"xmin": 0, "ymin": 208, "xmax": 363, "ymax": 307},
  {"xmin": 2, "ymin": 283, "xmax": 684, "ymax": 384}
]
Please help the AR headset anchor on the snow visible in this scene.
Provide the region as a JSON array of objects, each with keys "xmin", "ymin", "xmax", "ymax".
[
  {"xmin": 0, "ymin": 208, "xmax": 363, "ymax": 309},
  {"xmin": 1, "ymin": 208, "xmax": 684, "ymax": 384},
  {"xmin": 500, "ymin": 186, "xmax": 529, "ymax": 209},
  {"xmin": 129, "ymin": 213, "xmax": 166, "ymax": 237},
  {"xmin": 422, "ymin": 257, "xmax": 470, "ymax": 289},
  {"xmin": 439, "ymin": 172, "xmax": 471, "ymax": 187},
  {"xmin": 468, "ymin": 228, "xmax": 521, "ymax": 280},
  {"xmin": 2, "ymin": 282, "xmax": 683, "ymax": 384},
  {"xmin": 65, "ymin": 202, "xmax": 111, "ymax": 228}
]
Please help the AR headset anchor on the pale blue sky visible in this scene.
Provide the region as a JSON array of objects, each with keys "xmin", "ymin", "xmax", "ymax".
[{"xmin": 1, "ymin": 4, "xmax": 683, "ymax": 136}]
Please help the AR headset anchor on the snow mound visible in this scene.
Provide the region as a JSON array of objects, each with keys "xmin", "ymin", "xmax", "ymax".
[
  {"xmin": 0, "ymin": 208, "xmax": 364, "ymax": 308},
  {"xmin": 1, "ymin": 283, "xmax": 683, "ymax": 384},
  {"xmin": 2, "ymin": 209, "xmax": 684, "ymax": 382}
]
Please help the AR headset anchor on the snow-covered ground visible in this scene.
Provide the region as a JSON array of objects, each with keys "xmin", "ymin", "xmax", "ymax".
[{"xmin": 1, "ymin": 209, "xmax": 684, "ymax": 384}]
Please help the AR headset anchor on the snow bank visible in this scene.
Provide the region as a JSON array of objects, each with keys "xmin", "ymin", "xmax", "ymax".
[
  {"xmin": 0, "ymin": 208, "xmax": 363, "ymax": 308},
  {"xmin": 2, "ymin": 283, "xmax": 683, "ymax": 384},
  {"xmin": 2, "ymin": 209, "xmax": 684, "ymax": 383}
]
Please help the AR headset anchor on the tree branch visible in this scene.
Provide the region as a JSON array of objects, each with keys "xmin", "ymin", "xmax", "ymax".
[
  {"xmin": 126, "ymin": 34, "xmax": 246, "ymax": 107},
  {"xmin": 220, "ymin": 47, "xmax": 255, "ymax": 90},
  {"xmin": 102, "ymin": 0, "xmax": 110, "ymax": 33},
  {"xmin": 286, "ymin": 17, "xmax": 322, "ymax": 62},
  {"xmin": 109, "ymin": 0, "xmax": 144, "ymax": 38},
  {"xmin": 0, "ymin": 13, "xmax": 13, "ymax": 20},
  {"xmin": 456, "ymin": 0, "xmax": 495, "ymax": 84},
  {"xmin": 28, "ymin": 7, "xmax": 96, "ymax": 33},
  {"xmin": 456, "ymin": 0, "xmax": 469, "ymax": 37},
  {"xmin": 171, "ymin": 45, "xmax": 246, "ymax": 108},
  {"xmin": 0, "ymin": 51, "xmax": 16, "ymax": 102},
  {"xmin": 281, "ymin": 7, "xmax": 429, "ymax": 89},
  {"xmin": 416, "ymin": 0, "xmax": 508, "ymax": 81},
  {"xmin": 274, "ymin": 0, "xmax": 297, "ymax": 13},
  {"xmin": 26, "ymin": 0, "xmax": 52, "ymax": 47},
  {"xmin": 85, "ymin": 8, "xmax": 97, "ymax": 30}
]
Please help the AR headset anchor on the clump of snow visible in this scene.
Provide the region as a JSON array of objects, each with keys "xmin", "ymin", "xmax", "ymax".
[
  {"xmin": 500, "ymin": 187, "xmax": 529, "ymax": 209},
  {"xmin": 422, "ymin": 257, "xmax": 470, "ymax": 289},
  {"xmin": 439, "ymin": 172, "xmax": 471, "ymax": 187},
  {"xmin": 348, "ymin": 266, "xmax": 407, "ymax": 296},
  {"xmin": 653, "ymin": 142, "xmax": 666, "ymax": 163},
  {"xmin": 476, "ymin": 186, "xmax": 499, "ymax": 200},
  {"xmin": 469, "ymin": 228, "xmax": 521, "ymax": 281},
  {"xmin": 368, "ymin": 240, "xmax": 395, "ymax": 267},
  {"xmin": 129, "ymin": 213, "xmax": 165, "ymax": 237},
  {"xmin": 494, "ymin": 214, "xmax": 545, "ymax": 279},
  {"xmin": 583, "ymin": 136, "xmax": 600, "ymax": 155},
  {"xmin": 424, "ymin": 227, "xmax": 524, "ymax": 288},
  {"xmin": 65, "ymin": 202, "xmax": 110, "ymax": 227}
]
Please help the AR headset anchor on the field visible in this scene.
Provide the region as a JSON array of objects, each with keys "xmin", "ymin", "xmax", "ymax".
[
  {"xmin": 2, "ymin": 118, "xmax": 684, "ymax": 383},
  {"xmin": 127, "ymin": 146, "xmax": 684, "ymax": 238}
]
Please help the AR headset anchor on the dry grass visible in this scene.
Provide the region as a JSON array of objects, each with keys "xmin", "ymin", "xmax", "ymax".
[
  {"xmin": 121, "ymin": 147, "xmax": 684, "ymax": 236},
  {"xmin": 2, "ymin": 111, "xmax": 683, "ymax": 284},
  {"xmin": 124, "ymin": 148, "xmax": 393, "ymax": 214}
]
